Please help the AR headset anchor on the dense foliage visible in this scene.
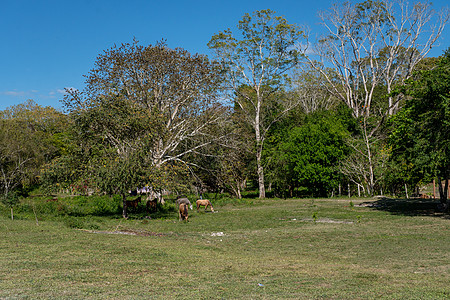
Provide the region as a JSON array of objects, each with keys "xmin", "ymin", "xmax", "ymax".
[
  {"xmin": 1, "ymin": 2, "xmax": 449, "ymax": 217},
  {"xmin": 0, "ymin": 100, "xmax": 68, "ymax": 218},
  {"xmin": 266, "ymin": 109, "xmax": 352, "ymax": 198},
  {"xmin": 389, "ymin": 49, "xmax": 450, "ymax": 205}
]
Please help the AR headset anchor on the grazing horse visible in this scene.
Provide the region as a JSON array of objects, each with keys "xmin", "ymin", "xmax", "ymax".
[
  {"xmin": 176, "ymin": 197, "xmax": 193, "ymax": 210},
  {"xmin": 196, "ymin": 199, "xmax": 214, "ymax": 212},
  {"xmin": 126, "ymin": 196, "xmax": 141, "ymax": 210},
  {"xmin": 179, "ymin": 203, "xmax": 189, "ymax": 221},
  {"xmin": 146, "ymin": 198, "xmax": 157, "ymax": 213}
]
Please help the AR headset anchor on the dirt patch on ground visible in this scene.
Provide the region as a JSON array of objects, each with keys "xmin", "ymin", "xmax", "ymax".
[
  {"xmin": 301, "ymin": 218, "xmax": 354, "ymax": 224},
  {"xmin": 281, "ymin": 217, "xmax": 354, "ymax": 224},
  {"xmin": 79, "ymin": 229, "xmax": 167, "ymax": 237}
]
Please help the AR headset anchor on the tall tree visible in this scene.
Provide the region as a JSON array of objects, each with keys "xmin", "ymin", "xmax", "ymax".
[
  {"xmin": 308, "ymin": 0, "xmax": 449, "ymax": 195},
  {"xmin": 65, "ymin": 40, "xmax": 227, "ymax": 168},
  {"xmin": 62, "ymin": 40, "xmax": 227, "ymax": 216},
  {"xmin": 0, "ymin": 100, "xmax": 67, "ymax": 195},
  {"xmin": 389, "ymin": 48, "xmax": 450, "ymax": 208},
  {"xmin": 265, "ymin": 108, "xmax": 352, "ymax": 198},
  {"xmin": 0, "ymin": 100, "xmax": 68, "ymax": 218},
  {"xmin": 208, "ymin": 9, "xmax": 306, "ymax": 198},
  {"xmin": 311, "ymin": 0, "xmax": 448, "ymax": 117}
]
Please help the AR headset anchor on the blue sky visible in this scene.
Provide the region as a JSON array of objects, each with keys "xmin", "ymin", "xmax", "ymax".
[{"xmin": 1, "ymin": 0, "xmax": 449, "ymax": 111}]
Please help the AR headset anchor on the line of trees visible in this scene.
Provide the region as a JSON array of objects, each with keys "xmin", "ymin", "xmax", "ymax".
[{"xmin": 1, "ymin": 1, "xmax": 449, "ymax": 216}]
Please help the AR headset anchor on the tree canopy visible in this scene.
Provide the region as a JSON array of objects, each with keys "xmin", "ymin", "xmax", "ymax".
[
  {"xmin": 2, "ymin": 1, "xmax": 450, "ymax": 218},
  {"xmin": 389, "ymin": 48, "xmax": 450, "ymax": 205},
  {"xmin": 209, "ymin": 9, "xmax": 306, "ymax": 198},
  {"xmin": 46, "ymin": 40, "xmax": 229, "ymax": 217},
  {"xmin": 265, "ymin": 109, "xmax": 352, "ymax": 198}
]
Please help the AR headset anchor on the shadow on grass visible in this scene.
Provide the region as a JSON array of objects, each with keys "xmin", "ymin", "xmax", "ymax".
[{"xmin": 359, "ymin": 197, "xmax": 449, "ymax": 219}]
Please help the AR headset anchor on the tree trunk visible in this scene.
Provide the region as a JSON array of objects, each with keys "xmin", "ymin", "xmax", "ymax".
[
  {"xmin": 436, "ymin": 177, "xmax": 449, "ymax": 212},
  {"xmin": 363, "ymin": 124, "xmax": 375, "ymax": 197},
  {"xmin": 256, "ymin": 146, "xmax": 265, "ymax": 199},
  {"xmin": 122, "ymin": 193, "xmax": 128, "ymax": 219},
  {"xmin": 436, "ymin": 177, "xmax": 448, "ymax": 204},
  {"xmin": 231, "ymin": 182, "xmax": 242, "ymax": 199},
  {"xmin": 441, "ymin": 178, "xmax": 448, "ymax": 204},
  {"xmin": 255, "ymin": 93, "xmax": 265, "ymax": 199},
  {"xmin": 433, "ymin": 179, "xmax": 436, "ymax": 199}
]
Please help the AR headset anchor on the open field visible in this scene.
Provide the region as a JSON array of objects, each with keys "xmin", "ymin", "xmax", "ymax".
[{"xmin": 1, "ymin": 197, "xmax": 449, "ymax": 299}]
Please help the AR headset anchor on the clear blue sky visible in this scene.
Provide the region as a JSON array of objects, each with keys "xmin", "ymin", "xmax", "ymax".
[{"xmin": 1, "ymin": 0, "xmax": 449, "ymax": 111}]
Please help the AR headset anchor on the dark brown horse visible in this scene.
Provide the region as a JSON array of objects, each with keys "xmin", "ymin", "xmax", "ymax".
[
  {"xmin": 146, "ymin": 198, "xmax": 157, "ymax": 213},
  {"xmin": 126, "ymin": 196, "xmax": 141, "ymax": 210}
]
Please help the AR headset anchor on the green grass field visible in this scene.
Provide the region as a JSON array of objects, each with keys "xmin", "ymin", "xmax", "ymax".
[{"xmin": 1, "ymin": 197, "xmax": 449, "ymax": 299}]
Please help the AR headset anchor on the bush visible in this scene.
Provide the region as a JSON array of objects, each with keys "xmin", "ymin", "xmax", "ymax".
[
  {"xmin": 63, "ymin": 195, "xmax": 121, "ymax": 216},
  {"xmin": 0, "ymin": 195, "xmax": 123, "ymax": 220},
  {"xmin": 90, "ymin": 196, "xmax": 121, "ymax": 216},
  {"xmin": 63, "ymin": 216, "xmax": 85, "ymax": 229},
  {"xmin": 60, "ymin": 216, "xmax": 102, "ymax": 230}
]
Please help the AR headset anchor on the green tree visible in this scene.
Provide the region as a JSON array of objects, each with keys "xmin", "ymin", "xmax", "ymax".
[
  {"xmin": 308, "ymin": 0, "xmax": 449, "ymax": 195},
  {"xmin": 209, "ymin": 9, "xmax": 306, "ymax": 198},
  {"xmin": 75, "ymin": 40, "xmax": 227, "ymax": 168},
  {"xmin": 0, "ymin": 191, "xmax": 19, "ymax": 220},
  {"xmin": 266, "ymin": 110, "xmax": 351, "ymax": 198},
  {"xmin": 60, "ymin": 40, "xmax": 226, "ymax": 217},
  {"xmin": 1, "ymin": 100, "xmax": 67, "ymax": 198},
  {"xmin": 389, "ymin": 48, "xmax": 450, "ymax": 207}
]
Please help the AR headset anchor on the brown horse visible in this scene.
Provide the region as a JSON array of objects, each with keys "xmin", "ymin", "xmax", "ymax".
[
  {"xmin": 196, "ymin": 199, "xmax": 214, "ymax": 212},
  {"xmin": 126, "ymin": 196, "xmax": 141, "ymax": 210},
  {"xmin": 179, "ymin": 203, "xmax": 189, "ymax": 221}
]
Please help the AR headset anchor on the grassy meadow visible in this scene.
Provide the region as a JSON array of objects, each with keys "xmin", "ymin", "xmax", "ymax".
[{"xmin": 0, "ymin": 196, "xmax": 449, "ymax": 299}]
